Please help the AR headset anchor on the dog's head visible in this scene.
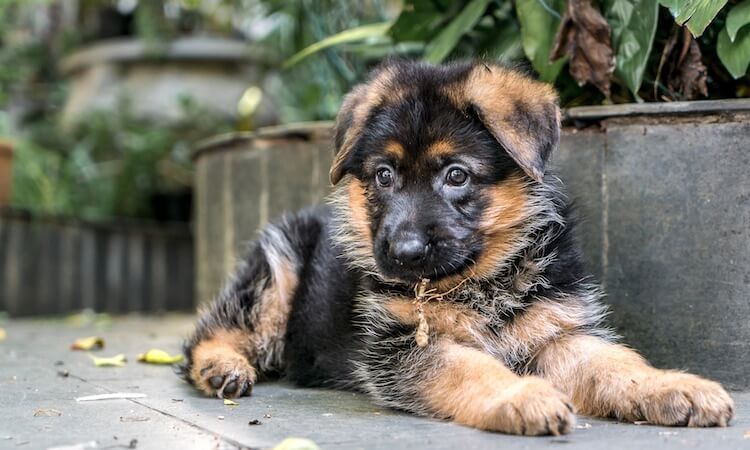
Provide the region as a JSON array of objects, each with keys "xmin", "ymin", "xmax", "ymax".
[{"xmin": 331, "ymin": 60, "xmax": 561, "ymax": 285}]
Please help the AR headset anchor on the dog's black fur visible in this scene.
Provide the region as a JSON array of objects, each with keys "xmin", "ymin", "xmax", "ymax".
[{"xmin": 181, "ymin": 60, "xmax": 733, "ymax": 435}]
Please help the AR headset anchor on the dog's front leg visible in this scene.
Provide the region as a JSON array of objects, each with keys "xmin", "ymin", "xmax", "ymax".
[
  {"xmin": 534, "ymin": 335, "xmax": 734, "ymax": 426},
  {"xmin": 363, "ymin": 339, "xmax": 575, "ymax": 435}
]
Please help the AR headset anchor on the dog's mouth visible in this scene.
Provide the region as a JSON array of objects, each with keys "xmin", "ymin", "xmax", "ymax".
[{"xmin": 374, "ymin": 247, "xmax": 477, "ymax": 284}]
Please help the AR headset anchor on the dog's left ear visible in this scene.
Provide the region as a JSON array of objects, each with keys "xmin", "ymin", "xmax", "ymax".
[{"xmin": 462, "ymin": 64, "xmax": 561, "ymax": 183}]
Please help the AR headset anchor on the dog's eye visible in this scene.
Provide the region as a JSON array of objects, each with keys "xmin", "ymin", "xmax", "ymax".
[
  {"xmin": 376, "ymin": 167, "xmax": 393, "ymax": 187},
  {"xmin": 446, "ymin": 168, "xmax": 469, "ymax": 186}
]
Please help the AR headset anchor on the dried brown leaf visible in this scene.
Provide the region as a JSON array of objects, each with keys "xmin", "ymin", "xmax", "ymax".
[
  {"xmin": 659, "ymin": 27, "xmax": 708, "ymax": 100},
  {"xmin": 551, "ymin": 0, "xmax": 615, "ymax": 97}
]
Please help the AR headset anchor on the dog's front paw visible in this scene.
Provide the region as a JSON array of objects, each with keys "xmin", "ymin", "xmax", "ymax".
[
  {"xmin": 637, "ymin": 372, "xmax": 734, "ymax": 427},
  {"xmin": 490, "ymin": 377, "xmax": 576, "ymax": 436},
  {"xmin": 190, "ymin": 350, "xmax": 257, "ymax": 399}
]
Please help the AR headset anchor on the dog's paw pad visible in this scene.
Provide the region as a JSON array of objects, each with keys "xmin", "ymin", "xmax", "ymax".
[{"xmin": 191, "ymin": 354, "xmax": 257, "ymax": 399}]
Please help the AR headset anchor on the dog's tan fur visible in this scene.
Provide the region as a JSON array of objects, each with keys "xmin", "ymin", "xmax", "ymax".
[
  {"xmin": 534, "ymin": 335, "xmax": 734, "ymax": 427},
  {"xmin": 420, "ymin": 339, "xmax": 574, "ymax": 434}
]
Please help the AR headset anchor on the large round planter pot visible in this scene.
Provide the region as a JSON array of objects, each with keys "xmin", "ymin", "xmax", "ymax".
[
  {"xmin": 0, "ymin": 140, "xmax": 12, "ymax": 207},
  {"xmin": 192, "ymin": 122, "xmax": 333, "ymax": 306},
  {"xmin": 194, "ymin": 100, "xmax": 750, "ymax": 388},
  {"xmin": 61, "ymin": 37, "xmax": 277, "ymax": 126}
]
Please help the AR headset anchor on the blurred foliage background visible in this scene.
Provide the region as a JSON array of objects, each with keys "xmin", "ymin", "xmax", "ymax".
[{"xmin": 0, "ymin": 0, "xmax": 748, "ymax": 222}]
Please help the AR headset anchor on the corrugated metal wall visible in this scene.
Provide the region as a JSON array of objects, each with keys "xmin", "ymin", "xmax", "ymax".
[{"xmin": 0, "ymin": 210, "xmax": 194, "ymax": 316}]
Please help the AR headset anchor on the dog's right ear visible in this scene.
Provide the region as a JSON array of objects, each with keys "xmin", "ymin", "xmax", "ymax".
[
  {"xmin": 330, "ymin": 85, "xmax": 368, "ymax": 185},
  {"xmin": 330, "ymin": 63, "xmax": 403, "ymax": 185}
]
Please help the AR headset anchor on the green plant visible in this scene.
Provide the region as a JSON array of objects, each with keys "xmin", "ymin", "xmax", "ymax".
[{"xmin": 285, "ymin": 0, "xmax": 750, "ymax": 104}]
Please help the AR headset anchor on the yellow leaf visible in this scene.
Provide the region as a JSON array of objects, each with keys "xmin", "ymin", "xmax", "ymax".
[
  {"xmin": 71, "ymin": 336, "xmax": 105, "ymax": 351},
  {"xmin": 137, "ymin": 349, "xmax": 184, "ymax": 365},
  {"xmin": 0, "ymin": 328, "xmax": 6, "ymax": 341},
  {"xmin": 224, "ymin": 399, "xmax": 239, "ymax": 406},
  {"xmin": 273, "ymin": 438, "xmax": 320, "ymax": 450},
  {"xmin": 90, "ymin": 354, "xmax": 127, "ymax": 367}
]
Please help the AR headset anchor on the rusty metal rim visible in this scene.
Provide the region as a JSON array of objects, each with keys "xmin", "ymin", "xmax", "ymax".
[
  {"xmin": 563, "ymin": 98, "xmax": 750, "ymax": 122},
  {"xmin": 193, "ymin": 99, "xmax": 750, "ymax": 160}
]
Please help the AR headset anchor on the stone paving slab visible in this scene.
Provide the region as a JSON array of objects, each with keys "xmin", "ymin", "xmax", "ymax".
[{"xmin": 1, "ymin": 316, "xmax": 749, "ymax": 450}]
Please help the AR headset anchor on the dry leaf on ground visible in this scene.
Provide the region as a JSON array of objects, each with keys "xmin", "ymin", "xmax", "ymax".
[
  {"xmin": 273, "ymin": 438, "xmax": 320, "ymax": 450},
  {"xmin": 551, "ymin": 0, "xmax": 615, "ymax": 97},
  {"xmin": 33, "ymin": 408, "xmax": 62, "ymax": 417},
  {"xmin": 70, "ymin": 336, "xmax": 105, "ymax": 351},
  {"xmin": 137, "ymin": 349, "xmax": 183, "ymax": 365},
  {"xmin": 0, "ymin": 328, "xmax": 6, "ymax": 341},
  {"xmin": 224, "ymin": 399, "xmax": 239, "ymax": 406},
  {"xmin": 90, "ymin": 354, "xmax": 126, "ymax": 367}
]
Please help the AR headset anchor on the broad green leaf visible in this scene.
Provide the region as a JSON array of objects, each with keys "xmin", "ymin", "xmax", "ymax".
[
  {"xmin": 659, "ymin": 0, "xmax": 728, "ymax": 37},
  {"xmin": 423, "ymin": 0, "xmax": 491, "ymax": 63},
  {"xmin": 389, "ymin": 0, "xmax": 446, "ymax": 42},
  {"xmin": 480, "ymin": 19, "xmax": 523, "ymax": 60},
  {"xmin": 282, "ymin": 22, "xmax": 392, "ymax": 69},
  {"xmin": 603, "ymin": 0, "xmax": 659, "ymax": 97},
  {"xmin": 717, "ymin": 25, "xmax": 750, "ymax": 79},
  {"xmin": 726, "ymin": 0, "xmax": 750, "ymax": 42},
  {"xmin": 515, "ymin": 0, "xmax": 567, "ymax": 82}
]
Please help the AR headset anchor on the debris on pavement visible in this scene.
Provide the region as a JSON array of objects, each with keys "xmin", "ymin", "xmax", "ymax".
[
  {"xmin": 248, "ymin": 419, "xmax": 262, "ymax": 426},
  {"xmin": 71, "ymin": 337, "xmax": 105, "ymax": 351},
  {"xmin": 223, "ymin": 399, "xmax": 239, "ymax": 406},
  {"xmin": 272, "ymin": 438, "xmax": 320, "ymax": 450},
  {"xmin": 46, "ymin": 440, "xmax": 98, "ymax": 450},
  {"xmin": 33, "ymin": 408, "xmax": 62, "ymax": 417},
  {"xmin": 0, "ymin": 327, "xmax": 6, "ymax": 341},
  {"xmin": 136, "ymin": 349, "xmax": 183, "ymax": 365},
  {"xmin": 57, "ymin": 369, "xmax": 70, "ymax": 378},
  {"xmin": 264, "ymin": 413, "xmax": 272, "ymax": 419},
  {"xmin": 76, "ymin": 393, "xmax": 147, "ymax": 402},
  {"xmin": 119, "ymin": 416, "xmax": 149, "ymax": 423},
  {"xmin": 217, "ymin": 416, "xmax": 225, "ymax": 420},
  {"xmin": 744, "ymin": 430, "xmax": 750, "ymax": 439},
  {"xmin": 90, "ymin": 354, "xmax": 126, "ymax": 367},
  {"xmin": 576, "ymin": 423, "xmax": 592, "ymax": 429}
]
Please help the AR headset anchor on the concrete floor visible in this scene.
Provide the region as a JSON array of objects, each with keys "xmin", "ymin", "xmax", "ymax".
[{"xmin": 1, "ymin": 316, "xmax": 748, "ymax": 450}]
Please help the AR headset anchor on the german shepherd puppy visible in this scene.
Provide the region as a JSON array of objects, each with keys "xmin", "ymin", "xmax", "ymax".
[{"xmin": 181, "ymin": 60, "xmax": 734, "ymax": 435}]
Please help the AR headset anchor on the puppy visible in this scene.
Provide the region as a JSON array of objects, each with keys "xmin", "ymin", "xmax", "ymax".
[{"xmin": 181, "ymin": 60, "xmax": 734, "ymax": 435}]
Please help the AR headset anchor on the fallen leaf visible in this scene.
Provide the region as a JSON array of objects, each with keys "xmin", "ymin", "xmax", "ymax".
[
  {"xmin": 33, "ymin": 408, "xmax": 62, "ymax": 417},
  {"xmin": 70, "ymin": 336, "xmax": 104, "ymax": 351},
  {"xmin": 76, "ymin": 393, "xmax": 146, "ymax": 402},
  {"xmin": 90, "ymin": 354, "xmax": 126, "ymax": 367},
  {"xmin": 0, "ymin": 328, "xmax": 6, "ymax": 341},
  {"xmin": 223, "ymin": 399, "xmax": 239, "ymax": 406},
  {"xmin": 136, "ymin": 349, "xmax": 183, "ymax": 365},
  {"xmin": 57, "ymin": 369, "xmax": 70, "ymax": 378},
  {"xmin": 273, "ymin": 438, "xmax": 320, "ymax": 450},
  {"xmin": 248, "ymin": 419, "xmax": 262, "ymax": 425},
  {"xmin": 633, "ymin": 420, "xmax": 649, "ymax": 425},
  {"xmin": 551, "ymin": 0, "xmax": 615, "ymax": 97},
  {"xmin": 656, "ymin": 26, "xmax": 708, "ymax": 100}
]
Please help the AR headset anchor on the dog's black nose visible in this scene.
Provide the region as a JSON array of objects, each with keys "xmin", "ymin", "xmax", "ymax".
[{"xmin": 389, "ymin": 234, "xmax": 429, "ymax": 266}]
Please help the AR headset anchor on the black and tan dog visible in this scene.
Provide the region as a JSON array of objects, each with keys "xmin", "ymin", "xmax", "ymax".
[{"xmin": 181, "ymin": 60, "xmax": 734, "ymax": 435}]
